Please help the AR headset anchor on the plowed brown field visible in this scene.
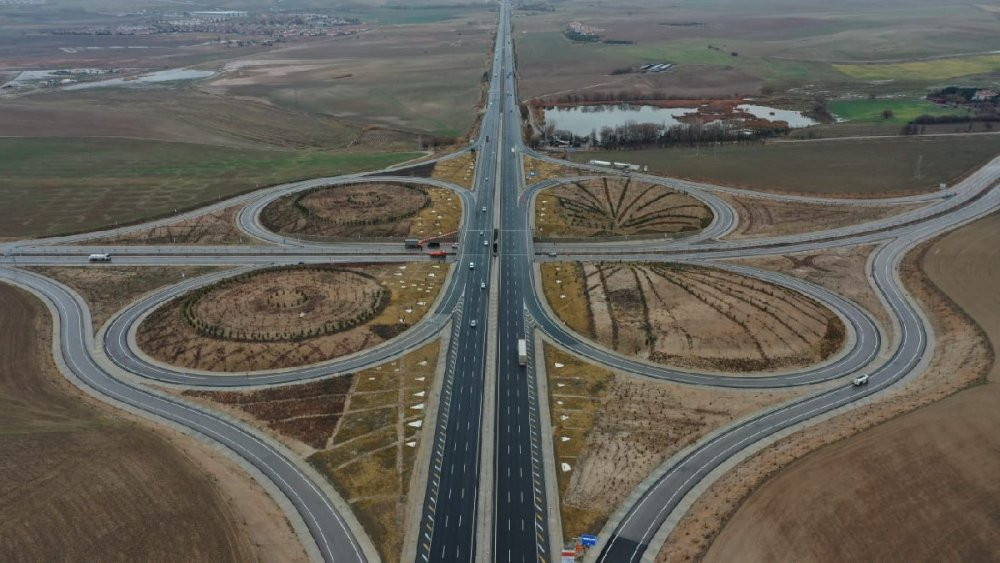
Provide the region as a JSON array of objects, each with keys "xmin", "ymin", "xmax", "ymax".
[
  {"xmin": 705, "ymin": 212, "xmax": 1000, "ymax": 562},
  {"xmin": 0, "ymin": 283, "xmax": 297, "ymax": 561}
]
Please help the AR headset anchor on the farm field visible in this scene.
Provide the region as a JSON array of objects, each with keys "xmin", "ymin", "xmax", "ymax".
[
  {"xmin": 544, "ymin": 344, "xmax": 802, "ymax": 544},
  {"xmin": 704, "ymin": 212, "xmax": 1000, "ymax": 563},
  {"xmin": 200, "ymin": 18, "xmax": 493, "ymax": 138},
  {"xmin": 828, "ymin": 99, "xmax": 970, "ymax": 124},
  {"xmin": 137, "ymin": 263, "xmax": 449, "ymax": 372},
  {"xmin": 184, "ymin": 340, "xmax": 442, "ymax": 562},
  {"xmin": 260, "ymin": 182, "xmax": 462, "ymax": 240},
  {"xmin": 0, "ymin": 137, "xmax": 420, "ymax": 239},
  {"xmin": 540, "ymin": 261, "xmax": 844, "ymax": 373},
  {"xmin": 534, "ymin": 177, "xmax": 712, "ymax": 239},
  {"xmin": 27, "ymin": 266, "xmax": 225, "ymax": 333},
  {"xmin": 0, "ymin": 90, "xmax": 360, "ymax": 150},
  {"xmin": 0, "ymin": 282, "xmax": 300, "ymax": 561},
  {"xmin": 513, "ymin": 0, "xmax": 1000, "ymax": 105},
  {"xmin": 720, "ymin": 195, "xmax": 925, "ymax": 240},
  {"xmin": 835, "ymin": 54, "xmax": 1000, "ymax": 82},
  {"xmin": 570, "ymin": 135, "xmax": 1000, "ymax": 196}
]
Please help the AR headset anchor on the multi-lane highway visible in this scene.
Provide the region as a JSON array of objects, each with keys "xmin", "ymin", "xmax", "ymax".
[
  {"xmin": 2, "ymin": 0, "xmax": 999, "ymax": 561},
  {"xmin": 492, "ymin": 5, "xmax": 553, "ymax": 561}
]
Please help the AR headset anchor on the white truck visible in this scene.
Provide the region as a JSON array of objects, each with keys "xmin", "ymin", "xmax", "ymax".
[
  {"xmin": 517, "ymin": 339, "xmax": 527, "ymax": 367},
  {"xmin": 88, "ymin": 253, "xmax": 111, "ymax": 262}
]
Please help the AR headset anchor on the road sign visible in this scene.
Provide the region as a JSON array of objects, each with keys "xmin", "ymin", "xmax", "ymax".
[{"xmin": 581, "ymin": 534, "xmax": 598, "ymax": 547}]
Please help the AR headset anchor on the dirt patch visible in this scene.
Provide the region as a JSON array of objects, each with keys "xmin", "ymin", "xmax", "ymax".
[
  {"xmin": 83, "ymin": 203, "xmax": 248, "ymax": 246},
  {"xmin": 350, "ymin": 126, "xmax": 421, "ymax": 150},
  {"xmin": 0, "ymin": 282, "xmax": 302, "ymax": 561},
  {"xmin": 535, "ymin": 177, "xmax": 712, "ymax": 238},
  {"xmin": 541, "ymin": 261, "xmax": 844, "ymax": 373},
  {"xmin": 544, "ymin": 344, "xmax": 802, "ymax": 545},
  {"xmin": 137, "ymin": 263, "xmax": 448, "ymax": 372},
  {"xmin": 260, "ymin": 182, "xmax": 461, "ymax": 240},
  {"xmin": 721, "ymin": 195, "xmax": 926, "ymax": 240},
  {"xmin": 726, "ymin": 245, "xmax": 891, "ymax": 337},
  {"xmin": 523, "ymin": 155, "xmax": 582, "ymax": 184},
  {"xmin": 658, "ymin": 218, "xmax": 997, "ymax": 562},
  {"xmin": 430, "ymin": 152, "xmax": 477, "ymax": 189},
  {"xmin": 184, "ymin": 341, "xmax": 441, "ymax": 562},
  {"xmin": 185, "ymin": 377, "xmax": 354, "ymax": 449},
  {"xmin": 26, "ymin": 266, "xmax": 225, "ymax": 333}
]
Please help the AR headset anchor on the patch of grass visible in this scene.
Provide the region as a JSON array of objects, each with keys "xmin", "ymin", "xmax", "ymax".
[
  {"xmin": 574, "ymin": 135, "xmax": 1000, "ymax": 196},
  {"xmin": 308, "ymin": 339, "xmax": 439, "ymax": 563},
  {"xmin": 834, "ymin": 54, "xmax": 1000, "ymax": 81},
  {"xmin": 430, "ymin": 152, "xmax": 477, "ymax": 189},
  {"xmin": 829, "ymin": 99, "xmax": 970, "ymax": 124},
  {"xmin": 523, "ymin": 155, "xmax": 580, "ymax": 184},
  {"xmin": 545, "ymin": 344, "xmax": 614, "ymax": 543},
  {"xmin": 0, "ymin": 137, "xmax": 421, "ymax": 239},
  {"xmin": 540, "ymin": 262, "xmax": 594, "ymax": 339},
  {"xmin": 410, "ymin": 187, "xmax": 463, "ymax": 237},
  {"xmin": 534, "ymin": 177, "xmax": 712, "ymax": 238}
]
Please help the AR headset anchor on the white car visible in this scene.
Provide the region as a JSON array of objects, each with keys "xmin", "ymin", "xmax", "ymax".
[
  {"xmin": 482, "ymin": 206, "xmax": 487, "ymax": 213},
  {"xmin": 469, "ymin": 262, "xmax": 475, "ymax": 270},
  {"xmin": 852, "ymin": 374, "xmax": 870, "ymax": 387},
  {"xmin": 480, "ymin": 282, "xmax": 486, "ymax": 289},
  {"xmin": 470, "ymin": 319, "xmax": 478, "ymax": 327},
  {"xmin": 484, "ymin": 240, "xmax": 489, "ymax": 246}
]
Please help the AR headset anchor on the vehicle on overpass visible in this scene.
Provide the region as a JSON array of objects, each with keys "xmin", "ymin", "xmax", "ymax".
[{"xmin": 405, "ymin": 231, "xmax": 458, "ymax": 250}]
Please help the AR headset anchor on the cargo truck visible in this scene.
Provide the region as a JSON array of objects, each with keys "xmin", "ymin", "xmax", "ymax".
[
  {"xmin": 517, "ymin": 339, "xmax": 527, "ymax": 366},
  {"xmin": 88, "ymin": 253, "xmax": 111, "ymax": 262}
]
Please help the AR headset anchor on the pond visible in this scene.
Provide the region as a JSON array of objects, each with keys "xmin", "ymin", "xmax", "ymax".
[{"xmin": 543, "ymin": 103, "xmax": 815, "ymax": 137}]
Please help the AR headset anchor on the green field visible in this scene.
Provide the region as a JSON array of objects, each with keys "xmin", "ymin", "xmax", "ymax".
[
  {"xmin": 828, "ymin": 99, "xmax": 970, "ymax": 124},
  {"xmin": 0, "ymin": 138, "xmax": 419, "ymax": 238},
  {"xmin": 617, "ymin": 40, "xmax": 837, "ymax": 84},
  {"xmin": 835, "ymin": 54, "xmax": 1000, "ymax": 82},
  {"xmin": 573, "ymin": 135, "xmax": 1000, "ymax": 196}
]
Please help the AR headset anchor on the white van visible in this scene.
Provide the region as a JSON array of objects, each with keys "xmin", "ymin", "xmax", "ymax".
[{"xmin": 852, "ymin": 374, "xmax": 870, "ymax": 387}]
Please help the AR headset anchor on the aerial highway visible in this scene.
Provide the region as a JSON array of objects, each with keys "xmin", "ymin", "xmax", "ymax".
[{"xmin": 1, "ymin": 0, "xmax": 999, "ymax": 561}]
